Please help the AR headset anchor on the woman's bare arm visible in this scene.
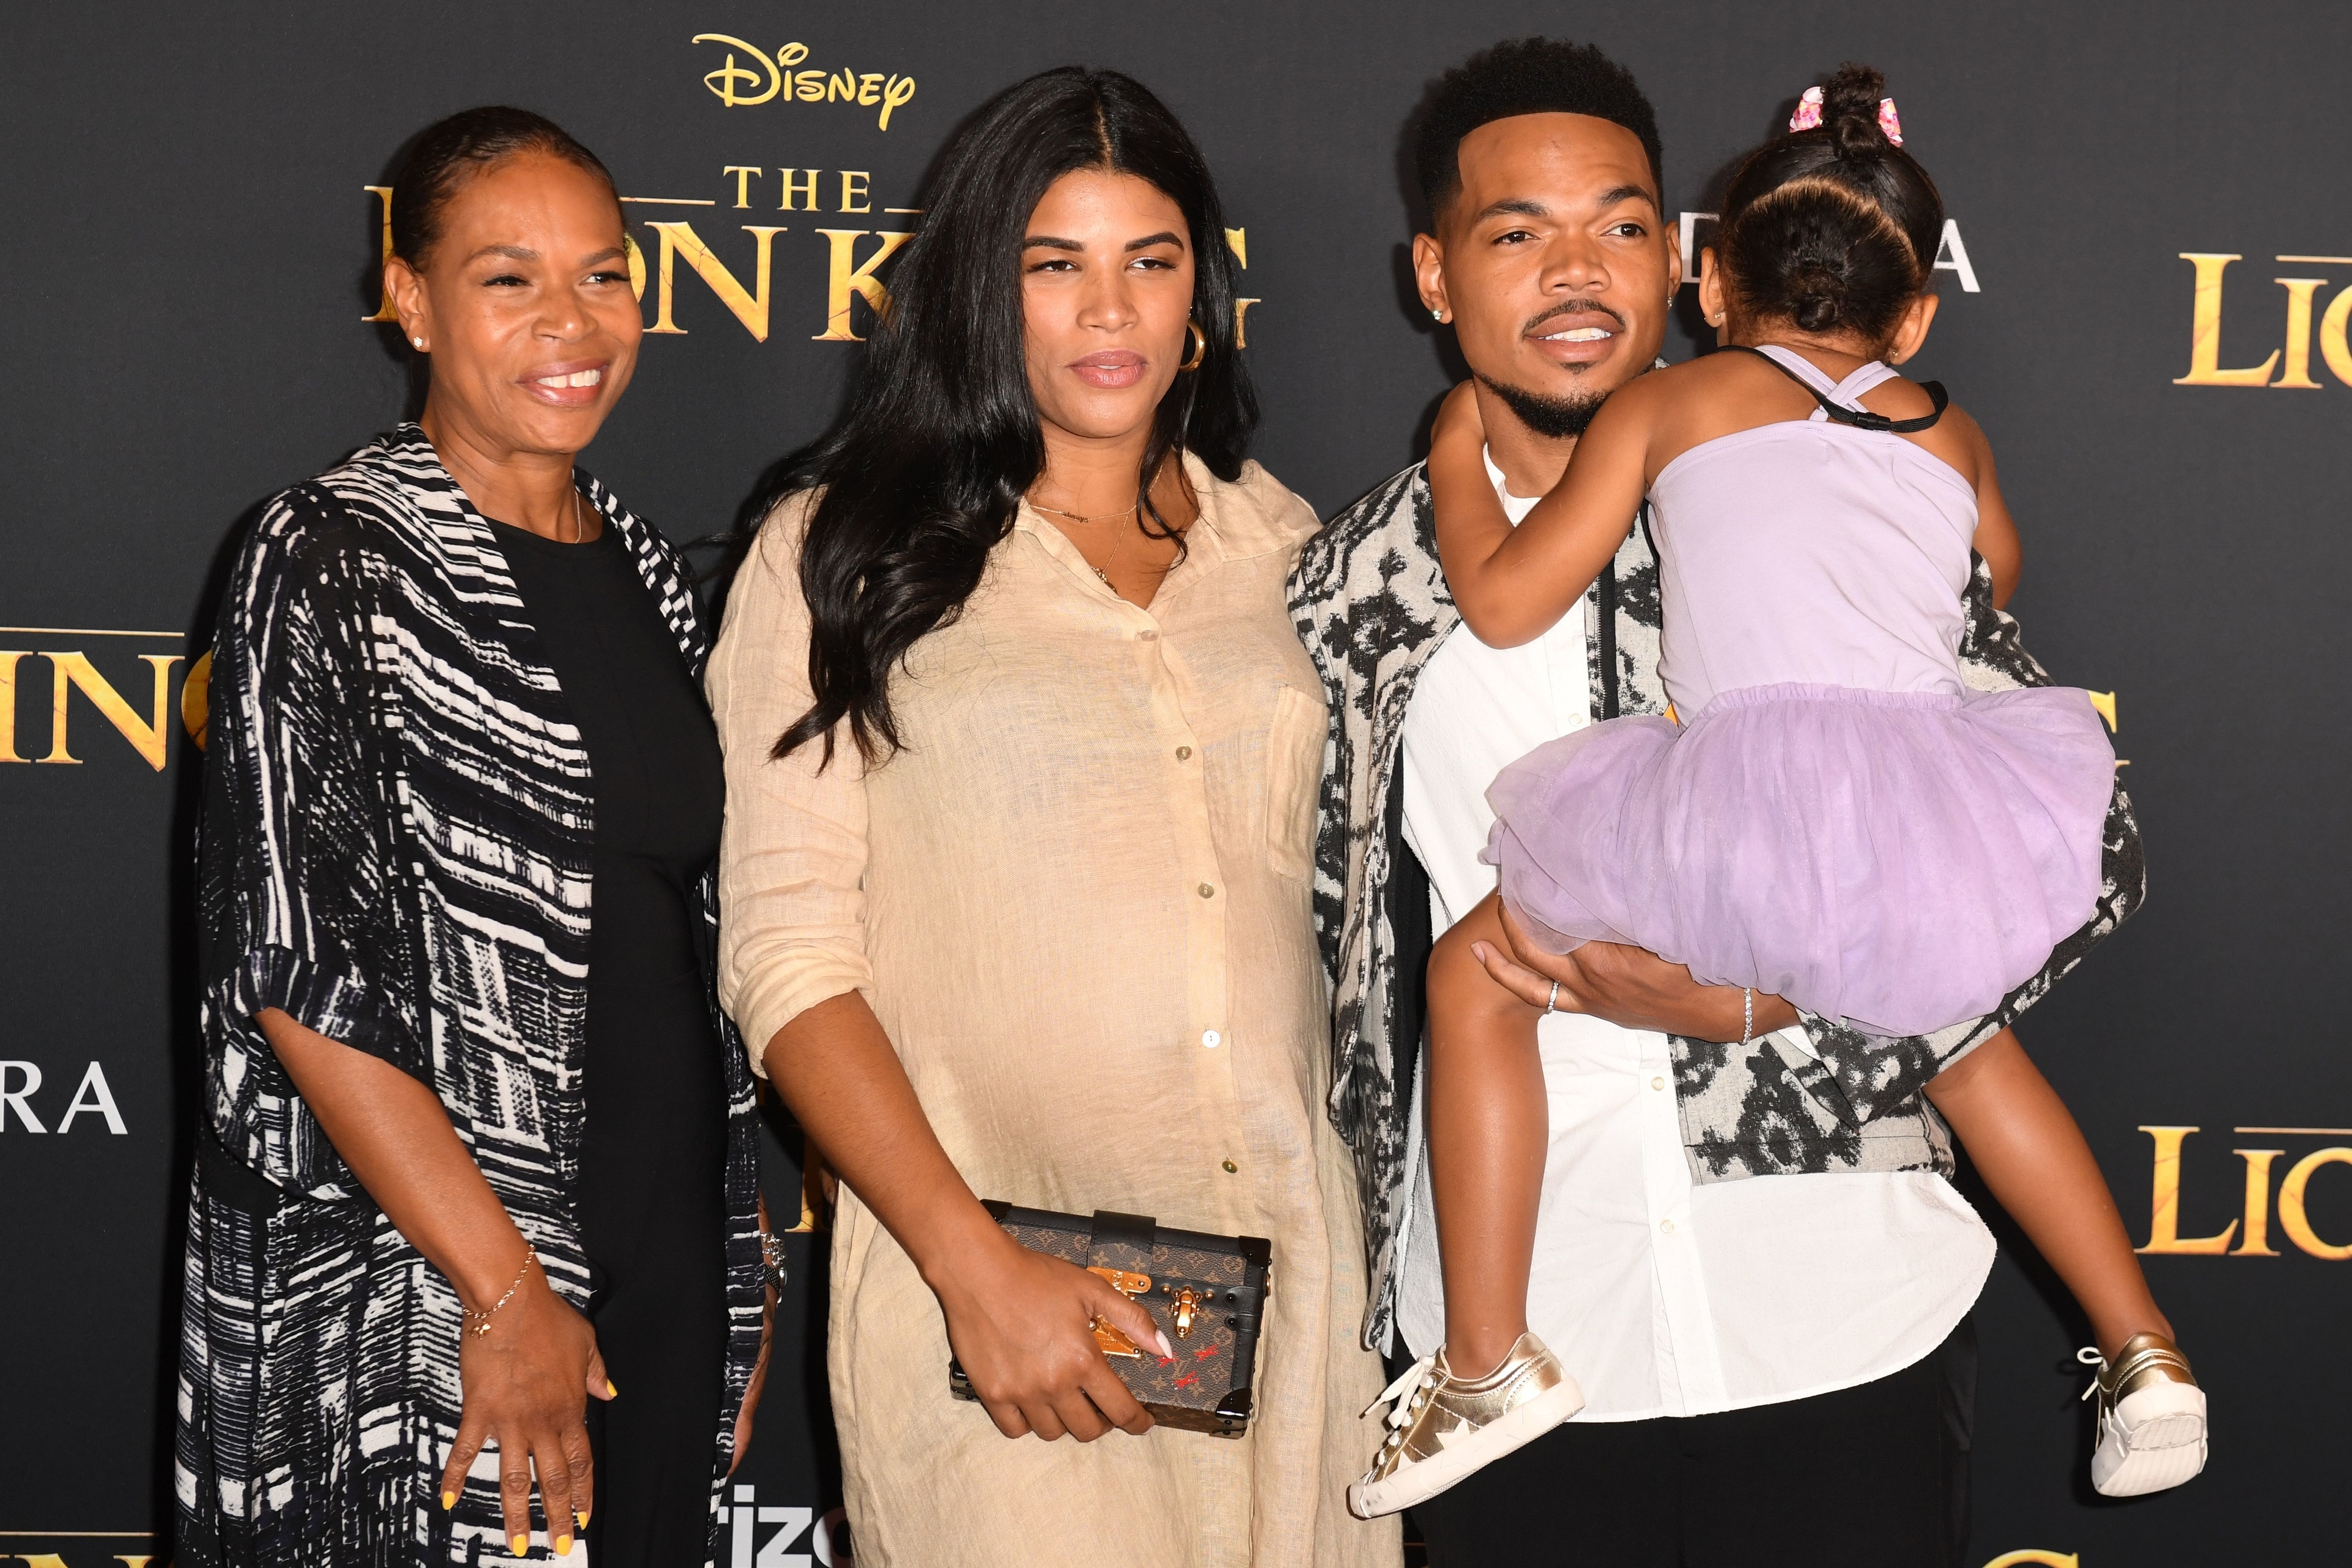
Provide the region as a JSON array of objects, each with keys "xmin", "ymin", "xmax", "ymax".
[
  {"xmin": 262, "ymin": 1009, "xmax": 607, "ymax": 1554},
  {"xmin": 762, "ymin": 993, "xmax": 1168, "ymax": 1442},
  {"xmin": 1427, "ymin": 380, "xmax": 1651, "ymax": 648}
]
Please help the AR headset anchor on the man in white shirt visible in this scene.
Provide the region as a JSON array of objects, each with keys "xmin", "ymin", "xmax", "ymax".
[{"xmin": 1289, "ymin": 36, "xmax": 2144, "ymax": 1567}]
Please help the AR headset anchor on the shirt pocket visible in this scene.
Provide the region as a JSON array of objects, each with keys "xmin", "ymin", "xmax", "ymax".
[{"xmin": 1265, "ymin": 684, "xmax": 1326, "ymax": 883}]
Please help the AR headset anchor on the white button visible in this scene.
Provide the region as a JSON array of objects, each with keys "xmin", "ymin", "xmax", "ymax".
[
  {"xmin": 1650, "ymin": 1075, "xmax": 1666, "ymax": 1091},
  {"xmin": 1659, "ymin": 1216, "xmax": 1676, "ymax": 1234},
  {"xmin": 1201, "ymin": 1029, "xmax": 1222, "ymax": 1049}
]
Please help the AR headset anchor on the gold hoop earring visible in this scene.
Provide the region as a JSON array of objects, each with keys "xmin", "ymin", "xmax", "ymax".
[{"xmin": 1179, "ymin": 319, "xmax": 1207, "ymax": 373}]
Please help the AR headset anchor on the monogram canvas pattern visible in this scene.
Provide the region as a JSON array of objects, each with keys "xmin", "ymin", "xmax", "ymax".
[
  {"xmin": 972, "ymin": 1209, "xmax": 1266, "ymax": 1430},
  {"xmin": 177, "ymin": 427, "xmax": 766, "ymax": 1567},
  {"xmin": 1288, "ymin": 461, "xmax": 2146, "ymax": 1350}
]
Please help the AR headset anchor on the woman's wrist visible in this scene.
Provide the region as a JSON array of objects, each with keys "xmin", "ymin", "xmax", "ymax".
[
  {"xmin": 910, "ymin": 1198, "xmax": 1020, "ymax": 1303},
  {"xmin": 450, "ymin": 1235, "xmax": 538, "ymax": 1317}
]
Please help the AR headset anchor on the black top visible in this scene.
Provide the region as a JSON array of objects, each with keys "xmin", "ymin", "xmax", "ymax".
[
  {"xmin": 490, "ymin": 516, "xmax": 725, "ymax": 977},
  {"xmin": 486, "ymin": 516, "xmax": 728, "ymax": 1272}
]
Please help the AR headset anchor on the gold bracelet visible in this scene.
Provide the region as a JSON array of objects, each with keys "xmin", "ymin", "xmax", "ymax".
[{"xmin": 462, "ymin": 1249, "xmax": 537, "ymax": 1339}]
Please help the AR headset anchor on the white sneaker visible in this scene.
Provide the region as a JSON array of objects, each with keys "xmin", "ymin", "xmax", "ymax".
[
  {"xmin": 2080, "ymin": 1333, "xmax": 2207, "ymax": 1497},
  {"xmin": 1347, "ymin": 1332, "xmax": 1585, "ymax": 1519}
]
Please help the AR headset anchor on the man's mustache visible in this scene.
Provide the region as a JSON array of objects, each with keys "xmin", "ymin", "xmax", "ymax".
[{"xmin": 1522, "ymin": 299, "xmax": 1629, "ymax": 335}]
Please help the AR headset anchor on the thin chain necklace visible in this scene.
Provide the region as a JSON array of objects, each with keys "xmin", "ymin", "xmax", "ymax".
[
  {"xmin": 567, "ymin": 486, "xmax": 586, "ymax": 543},
  {"xmin": 1031, "ymin": 498, "xmax": 1141, "ymax": 585},
  {"xmin": 1030, "ymin": 499, "xmax": 1140, "ymax": 526}
]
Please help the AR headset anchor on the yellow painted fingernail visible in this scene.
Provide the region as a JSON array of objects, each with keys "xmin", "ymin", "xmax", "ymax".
[
  {"xmin": 440, "ymin": 1490, "xmax": 456, "ymax": 1510},
  {"xmin": 605, "ymin": 1378, "xmax": 619, "ymax": 1398},
  {"xmin": 574, "ymin": 1510, "xmax": 588, "ymax": 1528},
  {"xmin": 556, "ymin": 1533, "xmax": 573, "ymax": 1556},
  {"xmin": 512, "ymin": 1534, "xmax": 529, "ymax": 1556}
]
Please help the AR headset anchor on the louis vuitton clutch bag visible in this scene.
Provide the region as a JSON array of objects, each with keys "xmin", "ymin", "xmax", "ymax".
[{"xmin": 946, "ymin": 1202, "xmax": 1271, "ymax": 1437}]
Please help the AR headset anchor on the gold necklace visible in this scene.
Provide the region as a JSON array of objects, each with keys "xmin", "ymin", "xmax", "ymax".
[
  {"xmin": 1031, "ymin": 500, "xmax": 1141, "ymax": 526},
  {"xmin": 1031, "ymin": 499, "xmax": 1140, "ymax": 584},
  {"xmin": 569, "ymin": 486, "xmax": 586, "ymax": 543}
]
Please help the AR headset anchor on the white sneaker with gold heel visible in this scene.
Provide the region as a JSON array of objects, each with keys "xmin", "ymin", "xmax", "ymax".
[
  {"xmin": 1346, "ymin": 1332, "xmax": 1585, "ymax": 1519},
  {"xmin": 2081, "ymin": 1333, "xmax": 2207, "ymax": 1497}
]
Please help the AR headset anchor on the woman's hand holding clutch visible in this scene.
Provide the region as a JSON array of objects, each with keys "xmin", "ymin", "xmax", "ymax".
[{"xmin": 926, "ymin": 1222, "xmax": 1172, "ymax": 1442}]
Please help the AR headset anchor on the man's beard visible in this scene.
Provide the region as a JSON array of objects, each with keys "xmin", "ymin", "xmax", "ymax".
[{"xmin": 1472, "ymin": 372, "xmax": 1606, "ymax": 439}]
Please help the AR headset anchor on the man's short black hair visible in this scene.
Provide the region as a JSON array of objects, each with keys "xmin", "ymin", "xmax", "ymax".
[{"xmin": 1415, "ymin": 38, "xmax": 1664, "ymax": 228}]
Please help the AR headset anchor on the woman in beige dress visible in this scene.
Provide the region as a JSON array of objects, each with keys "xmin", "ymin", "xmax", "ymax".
[{"xmin": 707, "ymin": 66, "xmax": 1398, "ymax": 1568}]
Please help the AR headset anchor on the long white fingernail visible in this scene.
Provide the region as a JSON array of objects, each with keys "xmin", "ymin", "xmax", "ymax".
[{"xmin": 1157, "ymin": 1331, "xmax": 1175, "ymax": 1359}]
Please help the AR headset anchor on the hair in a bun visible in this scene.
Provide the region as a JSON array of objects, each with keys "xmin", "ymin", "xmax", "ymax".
[
  {"xmin": 1716, "ymin": 62, "xmax": 1944, "ymax": 346},
  {"xmin": 1820, "ymin": 63, "xmax": 1893, "ymax": 162}
]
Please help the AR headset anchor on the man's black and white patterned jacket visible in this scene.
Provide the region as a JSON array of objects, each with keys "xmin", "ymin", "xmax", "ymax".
[{"xmin": 1288, "ymin": 461, "xmax": 2146, "ymax": 1350}]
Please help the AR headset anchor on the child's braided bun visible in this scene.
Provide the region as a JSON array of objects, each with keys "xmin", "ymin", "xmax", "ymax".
[{"xmin": 1717, "ymin": 62, "xmax": 1945, "ymax": 348}]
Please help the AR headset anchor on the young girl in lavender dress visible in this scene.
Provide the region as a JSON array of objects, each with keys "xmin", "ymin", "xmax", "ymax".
[{"xmin": 1349, "ymin": 66, "xmax": 2207, "ymax": 1517}]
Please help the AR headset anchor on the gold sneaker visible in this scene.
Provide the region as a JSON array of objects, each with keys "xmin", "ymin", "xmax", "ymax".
[
  {"xmin": 1347, "ymin": 1332, "xmax": 1585, "ymax": 1519},
  {"xmin": 2080, "ymin": 1333, "xmax": 2207, "ymax": 1497}
]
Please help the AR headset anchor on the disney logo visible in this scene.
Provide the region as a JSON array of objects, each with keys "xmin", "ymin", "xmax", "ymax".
[{"xmin": 693, "ymin": 35, "xmax": 917, "ymax": 131}]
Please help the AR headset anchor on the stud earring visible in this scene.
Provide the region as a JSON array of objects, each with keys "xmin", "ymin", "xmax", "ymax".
[
  {"xmin": 411, "ymin": 337, "xmax": 426, "ymax": 350},
  {"xmin": 1431, "ymin": 307, "xmax": 1445, "ymax": 323}
]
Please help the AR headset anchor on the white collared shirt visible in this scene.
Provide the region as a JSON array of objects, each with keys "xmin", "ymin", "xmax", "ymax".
[{"xmin": 1390, "ymin": 450, "xmax": 1994, "ymax": 1420}]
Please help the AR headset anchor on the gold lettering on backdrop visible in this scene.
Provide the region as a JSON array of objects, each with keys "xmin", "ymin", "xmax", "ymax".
[
  {"xmin": 182, "ymin": 647, "xmax": 213, "ymax": 749},
  {"xmin": 1235, "ymin": 299, "xmax": 1262, "ymax": 349},
  {"xmin": 723, "ymin": 166, "xmax": 762, "ymax": 208},
  {"xmin": 1224, "ymin": 228, "xmax": 1248, "ymax": 270},
  {"xmin": 2230, "ymin": 1148, "xmax": 2284, "ymax": 1256},
  {"xmin": 40, "ymin": 652, "xmax": 183, "ymax": 770},
  {"xmin": 839, "ymin": 170, "xmax": 871, "ymax": 213},
  {"xmin": 695, "ymin": 38, "xmax": 916, "ymax": 131},
  {"xmin": 2272, "ymin": 278, "xmax": 2329, "ymax": 388},
  {"xmin": 2276, "ymin": 1147, "xmax": 2352, "ymax": 1260},
  {"xmin": 363, "ymin": 185, "xmax": 397, "ymax": 321},
  {"xmin": 2318, "ymin": 284, "xmax": 2352, "ymax": 386},
  {"xmin": 812, "ymin": 229, "xmax": 914, "ymax": 342},
  {"xmin": 643, "ymin": 222, "xmax": 789, "ymax": 340},
  {"xmin": 2135, "ymin": 1126, "xmax": 2237, "ymax": 1254},
  {"xmin": 778, "ymin": 169, "xmax": 821, "ymax": 212},
  {"xmin": 1980, "ymin": 1554, "xmax": 2078, "ymax": 1568},
  {"xmin": 693, "ymin": 34, "xmax": 781, "ymax": 106},
  {"xmin": 0, "ymin": 650, "xmax": 26, "ymax": 763},
  {"xmin": 2173, "ymin": 254, "xmax": 2280, "ymax": 386}
]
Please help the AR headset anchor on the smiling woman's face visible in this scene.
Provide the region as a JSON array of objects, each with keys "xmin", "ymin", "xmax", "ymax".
[
  {"xmin": 1019, "ymin": 168, "xmax": 1195, "ymax": 449},
  {"xmin": 391, "ymin": 152, "xmax": 640, "ymax": 460}
]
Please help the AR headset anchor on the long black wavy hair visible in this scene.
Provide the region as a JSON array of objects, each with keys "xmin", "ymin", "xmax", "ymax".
[{"xmin": 771, "ymin": 66, "xmax": 1258, "ymax": 767}]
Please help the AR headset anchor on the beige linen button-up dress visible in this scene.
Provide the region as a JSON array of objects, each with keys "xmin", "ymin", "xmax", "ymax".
[{"xmin": 709, "ymin": 456, "xmax": 1399, "ymax": 1568}]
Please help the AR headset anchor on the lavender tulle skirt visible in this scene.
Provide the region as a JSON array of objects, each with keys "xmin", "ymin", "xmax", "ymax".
[{"xmin": 1484, "ymin": 681, "xmax": 2117, "ymax": 1037}]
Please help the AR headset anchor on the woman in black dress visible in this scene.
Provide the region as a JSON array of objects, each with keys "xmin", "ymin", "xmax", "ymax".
[{"xmin": 176, "ymin": 107, "xmax": 767, "ymax": 1567}]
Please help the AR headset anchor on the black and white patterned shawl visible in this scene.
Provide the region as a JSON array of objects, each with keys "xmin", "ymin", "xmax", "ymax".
[
  {"xmin": 176, "ymin": 424, "xmax": 764, "ymax": 1567},
  {"xmin": 1288, "ymin": 462, "xmax": 2146, "ymax": 1350}
]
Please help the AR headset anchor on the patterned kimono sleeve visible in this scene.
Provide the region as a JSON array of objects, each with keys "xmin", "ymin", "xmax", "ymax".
[
  {"xmin": 1786, "ymin": 553, "xmax": 2147, "ymax": 1126},
  {"xmin": 210, "ymin": 486, "xmax": 424, "ymax": 1089}
]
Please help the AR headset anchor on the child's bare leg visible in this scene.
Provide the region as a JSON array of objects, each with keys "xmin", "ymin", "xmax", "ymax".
[
  {"xmin": 1426, "ymin": 891, "xmax": 1549, "ymax": 1378},
  {"xmin": 1923, "ymin": 1028, "xmax": 2172, "ymax": 1358}
]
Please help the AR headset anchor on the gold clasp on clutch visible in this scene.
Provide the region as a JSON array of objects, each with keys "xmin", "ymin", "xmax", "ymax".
[
  {"xmin": 1087, "ymin": 1266, "xmax": 1153, "ymax": 1358},
  {"xmin": 1165, "ymin": 1284, "xmax": 1207, "ymax": 1339}
]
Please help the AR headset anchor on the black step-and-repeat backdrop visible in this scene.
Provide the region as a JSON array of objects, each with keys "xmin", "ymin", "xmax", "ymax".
[{"xmin": 4, "ymin": 4, "xmax": 2345, "ymax": 1564}]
